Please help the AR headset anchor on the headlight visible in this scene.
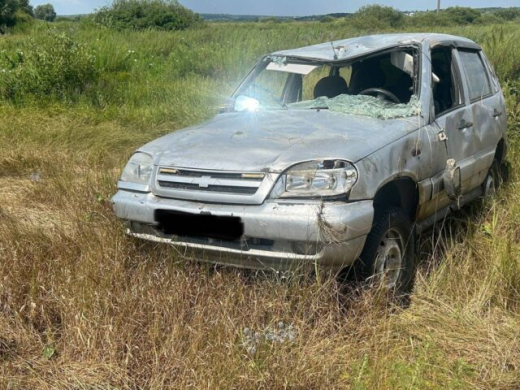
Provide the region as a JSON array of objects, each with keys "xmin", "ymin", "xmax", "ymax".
[
  {"xmin": 235, "ymin": 95, "xmax": 260, "ymax": 112},
  {"xmin": 275, "ymin": 160, "xmax": 357, "ymax": 198},
  {"xmin": 120, "ymin": 152, "xmax": 153, "ymax": 185}
]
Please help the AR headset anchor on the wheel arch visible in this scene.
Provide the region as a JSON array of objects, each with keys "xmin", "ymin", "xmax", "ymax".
[
  {"xmin": 372, "ymin": 176, "xmax": 419, "ymax": 221},
  {"xmin": 494, "ymin": 138, "xmax": 507, "ymax": 164}
]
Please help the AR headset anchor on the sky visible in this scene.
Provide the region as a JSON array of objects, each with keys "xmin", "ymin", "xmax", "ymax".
[{"xmin": 29, "ymin": 0, "xmax": 519, "ymax": 16}]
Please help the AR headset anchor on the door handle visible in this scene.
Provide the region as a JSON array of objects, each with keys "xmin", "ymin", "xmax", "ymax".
[
  {"xmin": 458, "ymin": 119, "xmax": 473, "ymax": 130},
  {"xmin": 492, "ymin": 109, "xmax": 503, "ymax": 118}
]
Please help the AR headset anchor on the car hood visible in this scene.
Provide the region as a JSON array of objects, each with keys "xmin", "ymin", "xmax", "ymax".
[{"xmin": 141, "ymin": 109, "xmax": 421, "ymax": 172}]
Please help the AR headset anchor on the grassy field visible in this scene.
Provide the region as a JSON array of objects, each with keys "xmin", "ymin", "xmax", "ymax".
[{"xmin": 1, "ymin": 19, "xmax": 520, "ymax": 389}]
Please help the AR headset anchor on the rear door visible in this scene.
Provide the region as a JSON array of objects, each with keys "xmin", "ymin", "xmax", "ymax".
[
  {"xmin": 457, "ymin": 49, "xmax": 505, "ymax": 188},
  {"xmin": 437, "ymin": 49, "xmax": 477, "ymax": 193}
]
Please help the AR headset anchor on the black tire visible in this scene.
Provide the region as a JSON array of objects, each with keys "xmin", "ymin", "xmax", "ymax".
[
  {"xmin": 482, "ymin": 160, "xmax": 500, "ymax": 199},
  {"xmin": 500, "ymin": 160, "xmax": 511, "ymax": 184},
  {"xmin": 357, "ymin": 207, "xmax": 416, "ymax": 293}
]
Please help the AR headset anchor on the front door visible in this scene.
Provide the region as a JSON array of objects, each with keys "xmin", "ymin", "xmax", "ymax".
[{"xmin": 431, "ymin": 46, "xmax": 476, "ymax": 194}]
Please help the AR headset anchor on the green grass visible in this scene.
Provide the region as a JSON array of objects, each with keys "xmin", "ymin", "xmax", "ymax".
[{"xmin": 0, "ymin": 19, "xmax": 519, "ymax": 389}]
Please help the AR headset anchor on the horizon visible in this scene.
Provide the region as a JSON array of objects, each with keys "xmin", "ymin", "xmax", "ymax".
[{"xmin": 28, "ymin": 0, "xmax": 520, "ymax": 16}]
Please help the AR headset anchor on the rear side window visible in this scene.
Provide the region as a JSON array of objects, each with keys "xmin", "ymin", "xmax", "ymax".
[{"xmin": 458, "ymin": 50, "xmax": 492, "ymax": 101}]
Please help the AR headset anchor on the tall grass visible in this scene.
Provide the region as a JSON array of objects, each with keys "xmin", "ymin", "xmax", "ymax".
[{"xmin": 0, "ymin": 19, "xmax": 519, "ymax": 388}]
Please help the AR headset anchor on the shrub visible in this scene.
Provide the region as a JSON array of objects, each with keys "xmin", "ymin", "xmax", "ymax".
[
  {"xmin": 443, "ymin": 7, "xmax": 482, "ymax": 25},
  {"xmin": 93, "ymin": 0, "xmax": 202, "ymax": 31},
  {"xmin": 0, "ymin": 32, "xmax": 98, "ymax": 102},
  {"xmin": 406, "ymin": 12, "xmax": 450, "ymax": 27},
  {"xmin": 350, "ymin": 5, "xmax": 404, "ymax": 29},
  {"xmin": 320, "ymin": 16, "xmax": 335, "ymax": 23},
  {"xmin": 479, "ymin": 13, "xmax": 501, "ymax": 25},
  {"xmin": 262, "ymin": 16, "xmax": 281, "ymax": 24},
  {"xmin": 35, "ymin": 3, "xmax": 56, "ymax": 22},
  {"xmin": 494, "ymin": 8, "xmax": 520, "ymax": 21}
]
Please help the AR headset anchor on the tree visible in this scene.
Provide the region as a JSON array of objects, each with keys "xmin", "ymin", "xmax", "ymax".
[
  {"xmin": 0, "ymin": 0, "xmax": 19, "ymax": 31},
  {"xmin": 18, "ymin": 0, "xmax": 33, "ymax": 16},
  {"xmin": 35, "ymin": 3, "xmax": 56, "ymax": 22}
]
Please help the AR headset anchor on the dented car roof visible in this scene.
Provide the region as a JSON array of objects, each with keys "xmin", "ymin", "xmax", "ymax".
[{"xmin": 272, "ymin": 33, "xmax": 480, "ymax": 62}]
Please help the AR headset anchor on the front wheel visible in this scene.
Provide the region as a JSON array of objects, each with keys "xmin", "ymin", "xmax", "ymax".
[{"xmin": 358, "ymin": 207, "xmax": 416, "ymax": 293}]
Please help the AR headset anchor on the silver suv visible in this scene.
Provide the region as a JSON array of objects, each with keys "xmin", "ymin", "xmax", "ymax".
[{"xmin": 112, "ymin": 33, "xmax": 507, "ymax": 291}]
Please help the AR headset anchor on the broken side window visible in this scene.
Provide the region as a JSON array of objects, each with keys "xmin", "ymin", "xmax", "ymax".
[
  {"xmin": 431, "ymin": 46, "xmax": 464, "ymax": 117},
  {"xmin": 458, "ymin": 50, "xmax": 493, "ymax": 101}
]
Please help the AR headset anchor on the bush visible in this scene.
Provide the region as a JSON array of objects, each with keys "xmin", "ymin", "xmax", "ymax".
[
  {"xmin": 494, "ymin": 8, "xmax": 520, "ymax": 21},
  {"xmin": 93, "ymin": 0, "xmax": 202, "ymax": 31},
  {"xmin": 320, "ymin": 16, "xmax": 335, "ymax": 23},
  {"xmin": 35, "ymin": 3, "xmax": 56, "ymax": 22},
  {"xmin": 0, "ymin": 32, "xmax": 98, "ymax": 102},
  {"xmin": 443, "ymin": 7, "xmax": 482, "ymax": 25},
  {"xmin": 350, "ymin": 5, "xmax": 404, "ymax": 29},
  {"xmin": 479, "ymin": 13, "xmax": 501, "ymax": 25},
  {"xmin": 406, "ymin": 12, "xmax": 449, "ymax": 27}
]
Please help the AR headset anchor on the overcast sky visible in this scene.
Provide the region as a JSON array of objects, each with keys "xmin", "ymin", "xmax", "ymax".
[{"xmin": 30, "ymin": 0, "xmax": 519, "ymax": 16}]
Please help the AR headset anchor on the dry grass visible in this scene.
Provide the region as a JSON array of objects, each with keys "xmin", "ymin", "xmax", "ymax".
[{"xmin": 0, "ymin": 119, "xmax": 519, "ymax": 390}]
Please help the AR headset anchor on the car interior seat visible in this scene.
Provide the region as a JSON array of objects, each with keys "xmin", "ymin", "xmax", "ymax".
[{"xmin": 313, "ymin": 75, "xmax": 348, "ymax": 99}]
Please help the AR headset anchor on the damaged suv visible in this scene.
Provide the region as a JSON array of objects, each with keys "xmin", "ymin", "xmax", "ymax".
[{"xmin": 113, "ymin": 34, "xmax": 507, "ymax": 291}]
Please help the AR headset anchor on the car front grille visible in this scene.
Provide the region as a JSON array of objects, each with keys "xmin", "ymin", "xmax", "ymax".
[{"xmin": 156, "ymin": 167, "xmax": 265, "ymax": 196}]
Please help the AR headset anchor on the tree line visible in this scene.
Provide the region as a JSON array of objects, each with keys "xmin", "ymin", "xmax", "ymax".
[
  {"xmin": 0, "ymin": 0, "xmax": 56, "ymax": 32},
  {"xmin": 1, "ymin": 1, "xmax": 519, "ymax": 34},
  {"xmin": 1, "ymin": 0, "xmax": 202, "ymax": 33}
]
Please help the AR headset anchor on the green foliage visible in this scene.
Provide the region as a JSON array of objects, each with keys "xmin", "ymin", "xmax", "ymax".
[
  {"xmin": 0, "ymin": 0, "xmax": 19, "ymax": 31},
  {"xmin": 0, "ymin": 32, "xmax": 98, "ymax": 102},
  {"xmin": 494, "ymin": 8, "xmax": 520, "ymax": 21},
  {"xmin": 262, "ymin": 16, "xmax": 281, "ymax": 24},
  {"xmin": 348, "ymin": 6, "xmax": 500, "ymax": 29},
  {"xmin": 35, "ymin": 3, "xmax": 56, "ymax": 22},
  {"xmin": 320, "ymin": 16, "xmax": 335, "ymax": 23},
  {"xmin": 93, "ymin": 0, "xmax": 202, "ymax": 31},
  {"xmin": 0, "ymin": 15, "xmax": 518, "ymax": 126},
  {"xmin": 18, "ymin": 0, "xmax": 33, "ymax": 17},
  {"xmin": 443, "ymin": 7, "xmax": 482, "ymax": 25},
  {"xmin": 350, "ymin": 5, "xmax": 404, "ymax": 29}
]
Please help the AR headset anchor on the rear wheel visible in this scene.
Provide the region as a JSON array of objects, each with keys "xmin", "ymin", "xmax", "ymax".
[
  {"xmin": 358, "ymin": 207, "xmax": 416, "ymax": 293},
  {"xmin": 482, "ymin": 160, "xmax": 500, "ymax": 199}
]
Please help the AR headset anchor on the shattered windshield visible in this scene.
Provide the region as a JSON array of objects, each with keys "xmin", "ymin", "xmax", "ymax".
[
  {"xmin": 288, "ymin": 94, "xmax": 421, "ymax": 120},
  {"xmin": 234, "ymin": 48, "xmax": 421, "ymax": 120}
]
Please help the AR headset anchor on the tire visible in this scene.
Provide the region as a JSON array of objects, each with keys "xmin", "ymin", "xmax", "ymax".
[
  {"xmin": 500, "ymin": 160, "xmax": 511, "ymax": 184},
  {"xmin": 357, "ymin": 207, "xmax": 416, "ymax": 293},
  {"xmin": 482, "ymin": 160, "xmax": 500, "ymax": 199}
]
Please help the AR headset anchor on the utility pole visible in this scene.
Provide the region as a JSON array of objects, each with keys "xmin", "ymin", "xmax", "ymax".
[{"xmin": 437, "ymin": 0, "xmax": 441, "ymax": 13}]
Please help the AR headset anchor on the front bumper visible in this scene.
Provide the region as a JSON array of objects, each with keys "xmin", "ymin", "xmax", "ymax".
[{"xmin": 112, "ymin": 190, "xmax": 374, "ymax": 272}]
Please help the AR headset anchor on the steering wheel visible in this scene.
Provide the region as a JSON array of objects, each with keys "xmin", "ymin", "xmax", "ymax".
[{"xmin": 359, "ymin": 88, "xmax": 401, "ymax": 104}]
